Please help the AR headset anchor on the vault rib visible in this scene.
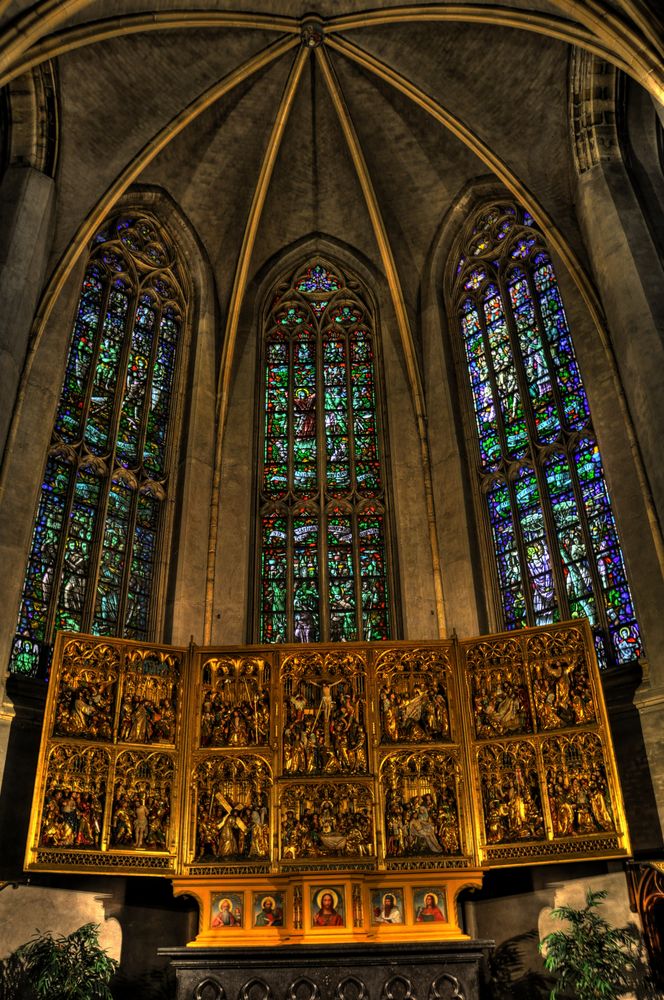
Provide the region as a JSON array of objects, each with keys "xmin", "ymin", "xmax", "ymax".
[
  {"xmin": 316, "ymin": 43, "xmax": 448, "ymax": 639},
  {"xmin": 204, "ymin": 43, "xmax": 309, "ymax": 643},
  {"xmin": 328, "ymin": 31, "xmax": 664, "ymax": 586}
]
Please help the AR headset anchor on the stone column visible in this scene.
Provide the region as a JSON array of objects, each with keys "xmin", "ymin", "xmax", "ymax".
[
  {"xmin": 576, "ymin": 158, "xmax": 664, "ymax": 836},
  {"xmin": 0, "ymin": 163, "xmax": 56, "ymax": 464}
]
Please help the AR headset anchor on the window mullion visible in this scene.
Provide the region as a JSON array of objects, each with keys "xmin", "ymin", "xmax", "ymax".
[
  {"xmin": 83, "ymin": 286, "xmax": 140, "ymax": 633},
  {"xmin": 474, "ymin": 289, "xmax": 536, "ymax": 625},
  {"xmin": 498, "ymin": 269, "xmax": 570, "ymax": 622},
  {"xmin": 43, "ymin": 461, "xmax": 81, "ymax": 645},
  {"xmin": 317, "ymin": 316, "xmax": 329, "ymax": 641}
]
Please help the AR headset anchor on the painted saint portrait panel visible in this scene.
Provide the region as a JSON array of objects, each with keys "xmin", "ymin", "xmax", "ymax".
[
  {"xmin": 413, "ymin": 888, "xmax": 447, "ymax": 923},
  {"xmin": 210, "ymin": 892, "xmax": 243, "ymax": 928},
  {"xmin": 252, "ymin": 892, "xmax": 284, "ymax": 927},
  {"xmin": 370, "ymin": 888, "xmax": 404, "ymax": 925},
  {"xmin": 310, "ymin": 886, "xmax": 345, "ymax": 928}
]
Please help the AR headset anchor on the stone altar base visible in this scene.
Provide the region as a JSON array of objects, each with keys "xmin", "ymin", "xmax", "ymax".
[{"xmin": 160, "ymin": 940, "xmax": 494, "ymax": 1000}]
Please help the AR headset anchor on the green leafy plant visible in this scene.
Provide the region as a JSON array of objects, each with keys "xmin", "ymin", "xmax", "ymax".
[
  {"xmin": 0, "ymin": 922, "xmax": 118, "ymax": 1000},
  {"xmin": 539, "ymin": 889, "xmax": 642, "ymax": 1000},
  {"xmin": 489, "ymin": 929, "xmax": 564, "ymax": 1000}
]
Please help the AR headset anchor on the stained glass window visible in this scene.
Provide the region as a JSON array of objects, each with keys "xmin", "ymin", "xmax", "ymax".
[
  {"xmin": 257, "ymin": 260, "xmax": 393, "ymax": 643},
  {"xmin": 453, "ymin": 203, "xmax": 642, "ymax": 668},
  {"xmin": 9, "ymin": 214, "xmax": 186, "ymax": 676}
]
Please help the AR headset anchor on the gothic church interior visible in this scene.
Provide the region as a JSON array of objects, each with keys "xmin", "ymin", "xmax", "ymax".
[{"xmin": 1, "ymin": 0, "xmax": 664, "ymax": 989}]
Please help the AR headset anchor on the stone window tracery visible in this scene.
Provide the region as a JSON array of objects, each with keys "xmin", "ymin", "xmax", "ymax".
[
  {"xmin": 452, "ymin": 202, "xmax": 641, "ymax": 668},
  {"xmin": 256, "ymin": 259, "xmax": 394, "ymax": 643},
  {"xmin": 9, "ymin": 213, "xmax": 187, "ymax": 676}
]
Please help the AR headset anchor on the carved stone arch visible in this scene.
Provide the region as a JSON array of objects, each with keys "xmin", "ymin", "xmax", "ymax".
[
  {"xmin": 2, "ymin": 60, "xmax": 58, "ymax": 176},
  {"xmin": 380, "ymin": 974, "xmax": 416, "ymax": 1000},
  {"xmin": 0, "ymin": 183, "xmax": 217, "ymax": 679},
  {"xmin": 335, "ymin": 974, "xmax": 370, "ymax": 1000},
  {"xmin": 194, "ymin": 978, "xmax": 226, "ymax": 1000},
  {"xmin": 569, "ymin": 48, "xmax": 620, "ymax": 175},
  {"xmin": 246, "ymin": 232, "xmax": 392, "ymax": 335},
  {"xmin": 286, "ymin": 976, "xmax": 321, "ymax": 1000},
  {"xmin": 428, "ymin": 973, "xmax": 465, "ymax": 1000},
  {"xmin": 238, "ymin": 977, "xmax": 274, "ymax": 1000}
]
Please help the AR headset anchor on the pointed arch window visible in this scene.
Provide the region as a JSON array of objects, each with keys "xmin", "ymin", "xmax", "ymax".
[
  {"xmin": 256, "ymin": 259, "xmax": 394, "ymax": 643},
  {"xmin": 452, "ymin": 203, "xmax": 642, "ymax": 668},
  {"xmin": 9, "ymin": 214, "xmax": 187, "ymax": 676}
]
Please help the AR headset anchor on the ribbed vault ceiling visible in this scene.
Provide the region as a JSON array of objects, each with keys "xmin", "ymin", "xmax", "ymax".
[{"xmin": 1, "ymin": 1, "xmax": 663, "ymax": 380}]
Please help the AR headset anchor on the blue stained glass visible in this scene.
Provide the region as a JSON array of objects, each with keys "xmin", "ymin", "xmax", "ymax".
[
  {"xmin": 10, "ymin": 215, "xmax": 185, "ymax": 674},
  {"xmin": 259, "ymin": 261, "xmax": 392, "ymax": 642},
  {"xmin": 455, "ymin": 204, "xmax": 642, "ymax": 666},
  {"xmin": 85, "ymin": 284, "xmax": 130, "ymax": 455}
]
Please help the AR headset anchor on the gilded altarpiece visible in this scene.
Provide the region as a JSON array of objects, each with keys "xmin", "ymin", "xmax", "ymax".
[{"xmin": 26, "ymin": 622, "xmax": 628, "ymax": 941}]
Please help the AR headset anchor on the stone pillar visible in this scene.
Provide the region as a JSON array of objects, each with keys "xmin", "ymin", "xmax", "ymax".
[
  {"xmin": 575, "ymin": 159, "xmax": 664, "ymax": 836},
  {"xmin": 0, "ymin": 164, "xmax": 55, "ymax": 464}
]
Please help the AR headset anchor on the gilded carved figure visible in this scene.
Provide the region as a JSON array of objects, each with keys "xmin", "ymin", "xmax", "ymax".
[
  {"xmin": 280, "ymin": 782, "xmax": 374, "ymax": 860},
  {"xmin": 466, "ymin": 640, "xmax": 532, "ymax": 738},
  {"xmin": 544, "ymin": 733, "xmax": 615, "ymax": 838},
  {"xmin": 200, "ymin": 656, "xmax": 270, "ymax": 748},
  {"xmin": 381, "ymin": 752, "xmax": 462, "ymax": 857},
  {"xmin": 117, "ymin": 651, "xmax": 179, "ymax": 745},
  {"xmin": 376, "ymin": 648, "xmax": 451, "ymax": 744},
  {"xmin": 54, "ymin": 669, "xmax": 116, "ymax": 741},
  {"xmin": 530, "ymin": 646, "xmax": 595, "ymax": 731},
  {"xmin": 39, "ymin": 745, "xmax": 107, "ymax": 849},
  {"xmin": 281, "ymin": 651, "xmax": 368, "ymax": 775},
  {"xmin": 109, "ymin": 750, "xmax": 173, "ymax": 849},
  {"xmin": 194, "ymin": 756, "xmax": 272, "ymax": 862},
  {"xmin": 479, "ymin": 742, "xmax": 544, "ymax": 844}
]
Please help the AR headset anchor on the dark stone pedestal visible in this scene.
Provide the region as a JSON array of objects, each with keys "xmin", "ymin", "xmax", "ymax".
[{"xmin": 160, "ymin": 940, "xmax": 494, "ymax": 1000}]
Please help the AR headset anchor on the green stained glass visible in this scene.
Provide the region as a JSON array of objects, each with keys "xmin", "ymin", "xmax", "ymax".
[
  {"xmin": 92, "ymin": 478, "xmax": 133, "ymax": 635},
  {"xmin": 55, "ymin": 269, "xmax": 103, "ymax": 443},
  {"xmin": 55, "ymin": 467, "xmax": 103, "ymax": 633},
  {"xmin": 117, "ymin": 296, "xmax": 156, "ymax": 467},
  {"xmin": 85, "ymin": 284, "xmax": 130, "ymax": 455},
  {"xmin": 455, "ymin": 204, "xmax": 642, "ymax": 667},
  {"xmin": 259, "ymin": 260, "xmax": 393, "ymax": 642},
  {"xmin": 10, "ymin": 215, "xmax": 186, "ymax": 676}
]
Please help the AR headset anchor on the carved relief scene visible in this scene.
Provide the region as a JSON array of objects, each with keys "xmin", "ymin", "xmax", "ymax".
[
  {"xmin": 478, "ymin": 741, "xmax": 544, "ymax": 845},
  {"xmin": 281, "ymin": 651, "xmax": 368, "ymax": 775},
  {"xmin": 109, "ymin": 750, "xmax": 174, "ymax": 850},
  {"xmin": 40, "ymin": 744, "xmax": 108, "ymax": 849},
  {"xmin": 376, "ymin": 648, "xmax": 451, "ymax": 744},
  {"xmin": 465, "ymin": 638, "xmax": 533, "ymax": 738},
  {"xmin": 279, "ymin": 782, "xmax": 374, "ymax": 860},
  {"xmin": 543, "ymin": 732, "xmax": 615, "ymax": 838},
  {"xmin": 193, "ymin": 756, "xmax": 272, "ymax": 863},
  {"xmin": 53, "ymin": 639, "xmax": 119, "ymax": 740},
  {"xmin": 117, "ymin": 648, "xmax": 180, "ymax": 745},
  {"xmin": 199, "ymin": 655, "xmax": 271, "ymax": 748},
  {"xmin": 381, "ymin": 751, "xmax": 462, "ymax": 858},
  {"xmin": 528, "ymin": 629, "xmax": 596, "ymax": 730}
]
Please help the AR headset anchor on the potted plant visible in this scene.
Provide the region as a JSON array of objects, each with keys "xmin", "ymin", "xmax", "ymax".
[
  {"xmin": 0, "ymin": 922, "xmax": 118, "ymax": 1000},
  {"xmin": 539, "ymin": 888, "xmax": 646, "ymax": 1000}
]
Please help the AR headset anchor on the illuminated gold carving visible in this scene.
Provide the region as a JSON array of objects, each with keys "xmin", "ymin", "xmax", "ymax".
[
  {"xmin": 528, "ymin": 628, "xmax": 596, "ymax": 730},
  {"xmin": 543, "ymin": 732, "xmax": 615, "ymax": 837},
  {"xmin": 54, "ymin": 639, "xmax": 119, "ymax": 740},
  {"xmin": 118, "ymin": 648, "xmax": 180, "ymax": 745},
  {"xmin": 110, "ymin": 750, "xmax": 174, "ymax": 850},
  {"xmin": 477, "ymin": 741, "xmax": 544, "ymax": 844},
  {"xmin": 381, "ymin": 750, "xmax": 462, "ymax": 858},
  {"xmin": 465, "ymin": 637, "xmax": 532, "ymax": 739},
  {"xmin": 26, "ymin": 620, "xmax": 629, "ymax": 893},
  {"xmin": 200, "ymin": 655, "xmax": 271, "ymax": 748},
  {"xmin": 279, "ymin": 782, "xmax": 374, "ymax": 860},
  {"xmin": 40, "ymin": 744, "xmax": 108, "ymax": 849},
  {"xmin": 281, "ymin": 650, "xmax": 368, "ymax": 776},
  {"xmin": 193, "ymin": 755, "xmax": 272, "ymax": 862},
  {"xmin": 375, "ymin": 648, "xmax": 451, "ymax": 744}
]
